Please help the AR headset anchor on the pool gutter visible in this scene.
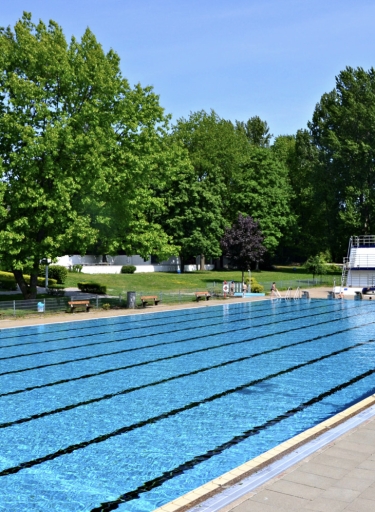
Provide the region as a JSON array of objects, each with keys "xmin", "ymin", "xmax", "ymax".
[{"xmin": 154, "ymin": 394, "xmax": 375, "ymax": 512}]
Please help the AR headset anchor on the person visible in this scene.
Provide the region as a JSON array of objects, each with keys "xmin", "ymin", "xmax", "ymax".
[
  {"xmin": 270, "ymin": 282, "xmax": 278, "ymax": 297},
  {"xmin": 242, "ymin": 282, "xmax": 247, "ymax": 296},
  {"xmin": 230, "ymin": 281, "xmax": 235, "ymax": 296}
]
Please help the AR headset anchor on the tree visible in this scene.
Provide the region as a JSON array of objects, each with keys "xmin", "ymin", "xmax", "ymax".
[
  {"xmin": 304, "ymin": 255, "xmax": 328, "ymax": 280},
  {"xmin": 271, "ymin": 131, "xmax": 323, "ymax": 261},
  {"xmin": 235, "ymin": 116, "xmax": 272, "ymax": 147},
  {"xmin": 0, "ymin": 13, "xmax": 179, "ymax": 298},
  {"xmin": 220, "ymin": 214, "xmax": 266, "ymax": 282},
  {"xmin": 163, "ymin": 110, "xmax": 249, "ymax": 269},
  {"xmin": 228, "ymin": 145, "xmax": 293, "ymax": 254},
  {"xmin": 308, "ymin": 66, "xmax": 375, "ymax": 259}
]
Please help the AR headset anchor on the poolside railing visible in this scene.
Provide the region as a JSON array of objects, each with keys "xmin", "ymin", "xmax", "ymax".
[{"xmin": 0, "ymin": 278, "xmax": 334, "ymax": 319}]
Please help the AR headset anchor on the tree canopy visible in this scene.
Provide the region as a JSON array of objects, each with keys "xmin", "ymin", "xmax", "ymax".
[
  {"xmin": 0, "ymin": 13, "xmax": 181, "ymax": 297},
  {"xmin": 220, "ymin": 214, "xmax": 266, "ymax": 282}
]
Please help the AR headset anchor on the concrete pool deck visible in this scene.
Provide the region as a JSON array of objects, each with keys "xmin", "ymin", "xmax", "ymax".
[{"xmin": 218, "ymin": 409, "xmax": 375, "ymax": 512}]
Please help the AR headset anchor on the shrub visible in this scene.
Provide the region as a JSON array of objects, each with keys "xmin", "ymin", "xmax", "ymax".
[
  {"xmin": 39, "ymin": 265, "xmax": 68, "ymax": 284},
  {"xmin": 0, "ymin": 270, "xmax": 57, "ymax": 288},
  {"xmin": 71, "ymin": 264, "xmax": 83, "ymax": 273},
  {"xmin": 0, "ymin": 280, "xmax": 18, "ymax": 291},
  {"xmin": 251, "ymin": 282, "xmax": 264, "ymax": 293},
  {"xmin": 121, "ymin": 265, "xmax": 136, "ymax": 274},
  {"xmin": 46, "ymin": 284, "xmax": 66, "ymax": 296},
  {"xmin": 102, "ymin": 303, "xmax": 111, "ymax": 310},
  {"xmin": 24, "ymin": 275, "xmax": 57, "ymax": 286},
  {"xmin": 78, "ymin": 282, "xmax": 107, "ymax": 294},
  {"xmin": 244, "ymin": 276, "xmax": 264, "ymax": 293}
]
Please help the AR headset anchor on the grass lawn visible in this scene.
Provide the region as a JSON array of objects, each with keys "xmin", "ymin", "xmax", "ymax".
[{"xmin": 63, "ymin": 267, "xmax": 341, "ymax": 296}]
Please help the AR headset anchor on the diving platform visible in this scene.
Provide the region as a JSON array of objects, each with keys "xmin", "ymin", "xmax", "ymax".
[{"xmin": 342, "ymin": 235, "xmax": 375, "ymax": 288}]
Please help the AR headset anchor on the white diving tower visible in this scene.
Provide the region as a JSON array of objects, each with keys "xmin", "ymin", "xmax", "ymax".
[{"xmin": 341, "ymin": 235, "xmax": 375, "ymax": 289}]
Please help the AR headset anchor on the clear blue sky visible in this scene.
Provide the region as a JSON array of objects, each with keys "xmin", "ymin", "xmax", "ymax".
[{"xmin": 2, "ymin": 0, "xmax": 375, "ymax": 137}]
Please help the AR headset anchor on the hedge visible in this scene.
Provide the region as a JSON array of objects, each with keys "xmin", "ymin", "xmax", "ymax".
[
  {"xmin": 78, "ymin": 282, "xmax": 107, "ymax": 294},
  {"xmin": 39, "ymin": 265, "xmax": 68, "ymax": 284},
  {"xmin": 0, "ymin": 271, "xmax": 57, "ymax": 289},
  {"xmin": 46, "ymin": 284, "xmax": 66, "ymax": 296},
  {"xmin": 121, "ymin": 265, "xmax": 136, "ymax": 274}
]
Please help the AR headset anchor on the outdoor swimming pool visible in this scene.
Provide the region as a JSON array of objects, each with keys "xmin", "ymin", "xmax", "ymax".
[{"xmin": 1, "ymin": 299, "xmax": 375, "ymax": 511}]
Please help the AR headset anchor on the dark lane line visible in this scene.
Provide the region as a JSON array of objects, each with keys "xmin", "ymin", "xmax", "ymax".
[
  {"xmin": 0, "ymin": 301, "xmax": 342, "ymax": 361},
  {"xmin": 0, "ymin": 308, "xmax": 364, "ymax": 377},
  {"xmin": 0, "ymin": 300, "xmax": 327, "ymax": 354},
  {"xmin": 0, "ymin": 338, "xmax": 373, "ymax": 478},
  {"xmin": 1, "ymin": 317, "xmax": 373, "ymax": 429},
  {"xmin": 0, "ymin": 307, "xmax": 369, "ymax": 397},
  {"xmin": 91, "ymin": 367, "xmax": 375, "ymax": 511},
  {"xmin": 0, "ymin": 300, "xmax": 275, "ymax": 346}
]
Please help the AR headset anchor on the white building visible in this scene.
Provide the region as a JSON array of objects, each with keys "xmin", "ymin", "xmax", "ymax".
[{"xmin": 55, "ymin": 254, "xmax": 214, "ymax": 273}]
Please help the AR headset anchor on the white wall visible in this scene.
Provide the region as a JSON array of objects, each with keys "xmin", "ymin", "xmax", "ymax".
[{"xmin": 54, "ymin": 255, "xmax": 184, "ymax": 273}]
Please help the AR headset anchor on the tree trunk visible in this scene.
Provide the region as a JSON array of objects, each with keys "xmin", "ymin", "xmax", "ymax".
[
  {"xmin": 13, "ymin": 265, "xmax": 39, "ymax": 300},
  {"xmin": 13, "ymin": 269, "xmax": 31, "ymax": 299},
  {"xmin": 200, "ymin": 254, "xmax": 205, "ymax": 271}
]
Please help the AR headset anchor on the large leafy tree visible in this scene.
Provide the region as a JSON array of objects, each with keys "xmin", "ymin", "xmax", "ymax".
[
  {"xmin": 0, "ymin": 13, "xmax": 179, "ymax": 297},
  {"xmin": 163, "ymin": 110, "xmax": 249, "ymax": 269},
  {"xmin": 220, "ymin": 214, "xmax": 266, "ymax": 282},
  {"xmin": 235, "ymin": 116, "xmax": 272, "ymax": 147},
  {"xmin": 272, "ymin": 131, "xmax": 322, "ymax": 261},
  {"xmin": 309, "ymin": 66, "xmax": 375, "ymax": 258},
  {"xmin": 228, "ymin": 145, "xmax": 293, "ymax": 254}
]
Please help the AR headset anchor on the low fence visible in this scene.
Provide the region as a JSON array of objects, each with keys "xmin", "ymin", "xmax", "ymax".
[{"xmin": 0, "ymin": 279, "xmax": 333, "ymax": 320}]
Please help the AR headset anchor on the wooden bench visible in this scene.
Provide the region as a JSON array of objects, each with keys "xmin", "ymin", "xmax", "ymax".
[
  {"xmin": 140, "ymin": 295, "xmax": 160, "ymax": 307},
  {"xmin": 68, "ymin": 300, "xmax": 91, "ymax": 312},
  {"xmin": 195, "ymin": 291, "xmax": 211, "ymax": 301}
]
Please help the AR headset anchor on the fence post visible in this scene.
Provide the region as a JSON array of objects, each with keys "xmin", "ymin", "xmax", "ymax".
[
  {"xmin": 13, "ymin": 300, "xmax": 16, "ymax": 317},
  {"xmin": 44, "ymin": 298, "xmax": 46, "ymax": 313}
]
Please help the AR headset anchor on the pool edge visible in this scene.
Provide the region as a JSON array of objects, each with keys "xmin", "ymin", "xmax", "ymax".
[{"xmin": 153, "ymin": 394, "xmax": 375, "ymax": 512}]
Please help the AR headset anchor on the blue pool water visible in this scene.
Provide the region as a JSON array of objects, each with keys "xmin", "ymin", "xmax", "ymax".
[{"xmin": 1, "ymin": 299, "xmax": 375, "ymax": 511}]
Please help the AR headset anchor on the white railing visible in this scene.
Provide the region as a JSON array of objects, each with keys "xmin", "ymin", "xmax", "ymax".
[
  {"xmin": 344, "ymin": 255, "xmax": 375, "ymax": 269},
  {"xmin": 351, "ymin": 235, "xmax": 375, "ymax": 247}
]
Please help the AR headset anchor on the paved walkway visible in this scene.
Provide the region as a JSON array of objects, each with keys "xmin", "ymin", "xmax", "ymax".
[{"xmin": 221, "ymin": 415, "xmax": 375, "ymax": 512}]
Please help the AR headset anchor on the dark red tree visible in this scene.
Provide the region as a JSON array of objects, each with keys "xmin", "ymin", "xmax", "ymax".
[{"xmin": 220, "ymin": 214, "xmax": 266, "ymax": 282}]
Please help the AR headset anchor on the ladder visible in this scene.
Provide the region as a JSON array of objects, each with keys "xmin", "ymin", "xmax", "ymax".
[
  {"xmin": 294, "ymin": 287, "xmax": 301, "ymax": 299},
  {"xmin": 284, "ymin": 287, "xmax": 292, "ymax": 300}
]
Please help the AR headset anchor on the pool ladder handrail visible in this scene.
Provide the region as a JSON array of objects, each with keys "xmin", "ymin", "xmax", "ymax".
[
  {"xmin": 284, "ymin": 287, "xmax": 292, "ymax": 300},
  {"xmin": 294, "ymin": 287, "xmax": 301, "ymax": 300}
]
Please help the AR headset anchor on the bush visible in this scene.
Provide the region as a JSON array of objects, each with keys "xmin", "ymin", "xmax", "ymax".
[
  {"xmin": 24, "ymin": 275, "xmax": 57, "ymax": 286},
  {"xmin": 46, "ymin": 284, "xmax": 66, "ymax": 296},
  {"xmin": 121, "ymin": 265, "xmax": 136, "ymax": 274},
  {"xmin": 78, "ymin": 282, "xmax": 107, "ymax": 294},
  {"xmin": 0, "ymin": 280, "xmax": 18, "ymax": 291},
  {"xmin": 244, "ymin": 276, "xmax": 264, "ymax": 293},
  {"xmin": 39, "ymin": 265, "xmax": 68, "ymax": 284},
  {"xmin": 71, "ymin": 264, "xmax": 83, "ymax": 273},
  {"xmin": 102, "ymin": 303, "xmax": 111, "ymax": 310},
  {"xmin": 251, "ymin": 282, "xmax": 264, "ymax": 293},
  {"xmin": 0, "ymin": 270, "xmax": 57, "ymax": 288}
]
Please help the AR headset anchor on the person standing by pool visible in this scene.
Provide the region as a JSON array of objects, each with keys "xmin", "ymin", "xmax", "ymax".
[
  {"xmin": 242, "ymin": 282, "xmax": 247, "ymax": 296},
  {"xmin": 270, "ymin": 282, "xmax": 278, "ymax": 297},
  {"xmin": 230, "ymin": 281, "xmax": 235, "ymax": 296}
]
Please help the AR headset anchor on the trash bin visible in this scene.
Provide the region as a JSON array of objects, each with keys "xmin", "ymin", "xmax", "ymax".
[
  {"xmin": 127, "ymin": 291, "xmax": 136, "ymax": 309},
  {"xmin": 37, "ymin": 302, "xmax": 45, "ymax": 313}
]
